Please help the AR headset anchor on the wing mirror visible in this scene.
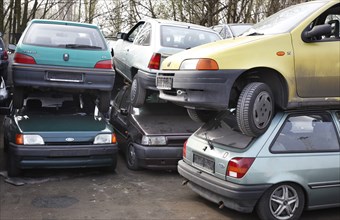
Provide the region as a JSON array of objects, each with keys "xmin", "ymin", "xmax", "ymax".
[
  {"xmin": 116, "ymin": 32, "xmax": 127, "ymax": 40},
  {"xmin": 303, "ymin": 24, "xmax": 332, "ymax": 42}
]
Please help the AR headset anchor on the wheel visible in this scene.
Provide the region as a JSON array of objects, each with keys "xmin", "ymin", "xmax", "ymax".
[
  {"xmin": 7, "ymin": 154, "xmax": 22, "ymax": 177},
  {"xmin": 98, "ymin": 91, "xmax": 111, "ymax": 113},
  {"xmin": 236, "ymin": 82, "xmax": 274, "ymax": 137},
  {"xmin": 82, "ymin": 93, "xmax": 96, "ymax": 114},
  {"xmin": 256, "ymin": 183, "xmax": 305, "ymax": 220},
  {"xmin": 130, "ymin": 75, "xmax": 146, "ymax": 108},
  {"xmin": 13, "ymin": 87, "xmax": 24, "ymax": 109},
  {"xmin": 126, "ymin": 142, "xmax": 140, "ymax": 170},
  {"xmin": 187, "ymin": 109, "xmax": 218, "ymax": 123}
]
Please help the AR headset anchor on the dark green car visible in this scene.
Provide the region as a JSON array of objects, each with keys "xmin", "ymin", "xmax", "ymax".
[{"xmin": 2, "ymin": 95, "xmax": 118, "ymax": 177}]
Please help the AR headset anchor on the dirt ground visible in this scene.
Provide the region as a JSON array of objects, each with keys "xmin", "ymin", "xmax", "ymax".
[{"xmin": 0, "ymin": 115, "xmax": 339, "ymax": 220}]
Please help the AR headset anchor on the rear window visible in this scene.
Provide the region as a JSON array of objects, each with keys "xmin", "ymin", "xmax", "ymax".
[
  {"xmin": 160, "ymin": 25, "xmax": 220, "ymax": 49},
  {"xmin": 195, "ymin": 110, "xmax": 253, "ymax": 149},
  {"xmin": 23, "ymin": 23, "xmax": 107, "ymax": 50}
]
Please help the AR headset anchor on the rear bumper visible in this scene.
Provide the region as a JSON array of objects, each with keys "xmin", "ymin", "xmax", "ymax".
[
  {"xmin": 178, "ymin": 160, "xmax": 270, "ymax": 213},
  {"xmin": 157, "ymin": 70, "xmax": 243, "ymax": 110},
  {"xmin": 132, "ymin": 142, "xmax": 183, "ymax": 170},
  {"xmin": 9, "ymin": 142, "xmax": 118, "ymax": 169},
  {"xmin": 137, "ymin": 70, "xmax": 157, "ymax": 91},
  {"xmin": 12, "ymin": 63, "xmax": 115, "ymax": 92}
]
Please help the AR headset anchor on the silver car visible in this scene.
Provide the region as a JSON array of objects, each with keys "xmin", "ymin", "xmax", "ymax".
[
  {"xmin": 211, "ymin": 23, "xmax": 252, "ymax": 39},
  {"xmin": 178, "ymin": 108, "xmax": 340, "ymax": 220},
  {"xmin": 113, "ymin": 19, "xmax": 222, "ymax": 107}
]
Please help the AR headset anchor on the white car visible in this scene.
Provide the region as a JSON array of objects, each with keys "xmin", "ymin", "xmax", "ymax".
[{"xmin": 113, "ymin": 18, "xmax": 222, "ymax": 107}]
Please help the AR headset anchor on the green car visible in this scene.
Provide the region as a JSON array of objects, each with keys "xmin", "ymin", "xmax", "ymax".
[
  {"xmin": 179, "ymin": 108, "xmax": 340, "ymax": 220},
  {"xmin": 11, "ymin": 19, "xmax": 115, "ymax": 113},
  {"xmin": 2, "ymin": 95, "xmax": 118, "ymax": 177}
]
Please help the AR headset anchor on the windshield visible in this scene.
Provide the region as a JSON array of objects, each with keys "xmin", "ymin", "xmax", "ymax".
[
  {"xmin": 23, "ymin": 23, "xmax": 107, "ymax": 50},
  {"xmin": 243, "ymin": 1, "xmax": 327, "ymax": 35},
  {"xmin": 161, "ymin": 25, "xmax": 221, "ymax": 49},
  {"xmin": 195, "ymin": 110, "xmax": 253, "ymax": 149}
]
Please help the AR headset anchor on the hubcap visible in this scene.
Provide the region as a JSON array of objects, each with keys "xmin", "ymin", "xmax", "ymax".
[
  {"xmin": 253, "ymin": 91, "xmax": 273, "ymax": 129},
  {"xmin": 269, "ymin": 185, "xmax": 299, "ymax": 220},
  {"xmin": 131, "ymin": 79, "xmax": 137, "ymax": 101}
]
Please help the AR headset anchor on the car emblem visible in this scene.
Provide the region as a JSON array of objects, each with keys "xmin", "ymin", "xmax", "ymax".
[
  {"xmin": 63, "ymin": 53, "xmax": 69, "ymax": 61},
  {"xmin": 65, "ymin": 137, "xmax": 74, "ymax": 142}
]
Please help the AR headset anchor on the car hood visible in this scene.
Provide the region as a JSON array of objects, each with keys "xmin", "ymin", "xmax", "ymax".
[
  {"xmin": 15, "ymin": 113, "xmax": 111, "ymax": 133},
  {"xmin": 132, "ymin": 114, "xmax": 201, "ymax": 136},
  {"xmin": 161, "ymin": 34, "xmax": 276, "ymax": 70}
]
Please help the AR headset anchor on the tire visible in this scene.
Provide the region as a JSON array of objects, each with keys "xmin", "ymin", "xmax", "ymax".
[
  {"xmin": 130, "ymin": 75, "xmax": 146, "ymax": 108},
  {"xmin": 7, "ymin": 154, "xmax": 22, "ymax": 177},
  {"xmin": 82, "ymin": 93, "xmax": 96, "ymax": 114},
  {"xmin": 236, "ymin": 82, "xmax": 274, "ymax": 137},
  {"xmin": 98, "ymin": 91, "xmax": 111, "ymax": 113},
  {"xmin": 126, "ymin": 142, "xmax": 141, "ymax": 171},
  {"xmin": 256, "ymin": 183, "xmax": 305, "ymax": 220},
  {"xmin": 13, "ymin": 87, "xmax": 24, "ymax": 109},
  {"xmin": 187, "ymin": 109, "xmax": 218, "ymax": 123}
]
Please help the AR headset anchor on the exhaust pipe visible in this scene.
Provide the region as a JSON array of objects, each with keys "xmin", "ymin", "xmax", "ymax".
[
  {"xmin": 218, "ymin": 201, "xmax": 224, "ymax": 209},
  {"xmin": 182, "ymin": 179, "xmax": 189, "ymax": 186}
]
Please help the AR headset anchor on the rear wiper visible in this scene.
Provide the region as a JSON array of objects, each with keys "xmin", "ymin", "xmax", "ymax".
[
  {"xmin": 65, "ymin": 44, "xmax": 101, "ymax": 49},
  {"xmin": 204, "ymin": 132, "xmax": 214, "ymax": 150}
]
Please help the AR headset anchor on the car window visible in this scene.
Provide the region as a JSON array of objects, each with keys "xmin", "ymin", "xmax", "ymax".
[
  {"xmin": 160, "ymin": 25, "xmax": 221, "ymax": 49},
  {"xmin": 212, "ymin": 25, "xmax": 224, "ymax": 38},
  {"xmin": 336, "ymin": 111, "xmax": 340, "ymax": 123},
  {"xmin": 271, "ymin": 113, "xmax": 340, "ymax": 153},
  {"xmin": 23, "ymin": 23, "xmax": 106, "ymax": 50},
  {"xmin": 127, "ymin": 22, "xmax": 145, "ymax": 42},
  {"xmin": 194, "ymin": 110, "xmax": 253, "ymax": 149},
  {"xmin": 229, "ymin": 24, "xmax": 252, "ymax": 37},
  {"xmin": 134, "ymin": 22, "xmax": 151, "ymax": 46}
]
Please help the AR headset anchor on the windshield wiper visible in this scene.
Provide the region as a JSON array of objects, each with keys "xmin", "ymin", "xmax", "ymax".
[
  {"xmin": 246, "ymin": 32, "xmax": 264, "ymax": 36},
  {"xmin": 64, "ymin": 44, "xmax": 102, "ymax": 49},
  {"xmin": 204, "ymin": 132, "xmax": 214, "ymax": 150}
]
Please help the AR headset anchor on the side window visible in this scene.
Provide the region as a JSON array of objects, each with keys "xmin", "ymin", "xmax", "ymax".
[
  {"xmin": 135, "ymin": 23, "xmax": 151, "ymax": 46},
  {"xmin": 271, "ymin": 113, "xmax": 340, "ymax": 153},
  {"xmin": 127, "ymin": 22, "xmax": 144, "ymax": 42}
]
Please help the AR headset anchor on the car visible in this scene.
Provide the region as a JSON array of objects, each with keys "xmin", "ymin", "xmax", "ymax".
[
  {"xmin": 110, "ymin": 85, "xmax": 201, "ymax": 170},
  {"xmin": 156, "ymin": 0, "xmax": 340, "ymax": 137},
  {"xmin": 11, "ymin": 19, "xmax": 115, "ymax": 113},
  {"xmin": 178, "ymin": 108, "xmax": 340, "ymax": 220},
  {"xmin": 211, "ymin": 23, "xmax": 252, "ymax": 39},
  {"xmin": 2, "ymin": 93, "xmax": 119, "ymax": 177},
  {"xmin": 0, "ymin": 33, "xmax": 9, "ymax": 81},
  {"xmin": 113, "ymin": 18, "xmax": 222, "ymax": 107}
]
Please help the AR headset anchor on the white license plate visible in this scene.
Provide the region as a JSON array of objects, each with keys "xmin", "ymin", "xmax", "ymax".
[
  {"xmin": 156, "ymin": 76, "xmax": 173, "ymax": 90},
  {"xmin": 193, "ymin": 153, "xmax": 215, "ymax": 172}
]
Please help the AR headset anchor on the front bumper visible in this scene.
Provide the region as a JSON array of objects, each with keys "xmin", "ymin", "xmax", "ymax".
[
  {"xmin": 157, "ymin": 70, "xmax": 243, "ymax": 110},
  {"xmin": 9, "ymin": 142, "xmax": 118, "ymax": 169},
  {"xmin": 12, "ymin": 63, "xmax": 115, "ymax": 92},
  {"xmin": 132, "ymin": 142, "xmax": 183, "ymax": 170},
  {"xmin": 178, "ymin": 160, "xmax": 270, "ymax": 213}
]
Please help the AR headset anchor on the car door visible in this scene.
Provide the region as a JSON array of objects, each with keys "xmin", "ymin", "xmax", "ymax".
[
  {"xmin": 110, "ymin": 86, "xmax": 131, "ymax": 139},
  {"xmin": 114, "ymin": 21, "xmax": 145, "ymax": 81},
  {"xmin": 293, "ymin": 3, "xmax": 340, "ymax": 98},
  {"xmin": 270, "ymin": 111, "xmax": 340, "ymax": 208}
]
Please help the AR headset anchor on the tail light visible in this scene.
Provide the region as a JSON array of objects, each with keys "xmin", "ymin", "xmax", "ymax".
[
  {"xmin": 227, "ymin": 157, "xmax": 255, "ymax": 178},
  {"xmin": 183, "ymin": 140, "xmax": 187, "ymax": 158},
  {"xmin": 94, "ymin": 60, "xmax": 113, "ymax": 69},
  {"xmin": 14, "ymin": 52, "xmax": 36, "ymax": 64},
  {"xmin": 148, "ymin": 53, "xmax": 161, "ymax": 70},
  {"xmin": 2, "ymin": 50, "xmax": 8, "ymax": 60}
]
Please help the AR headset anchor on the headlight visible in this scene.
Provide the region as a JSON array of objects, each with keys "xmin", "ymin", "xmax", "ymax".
[
  {"xmin": 141, "ymin": 136, "xmax": 167, "ymax": 146},
  {"xmin": 16, "ymin": 134, "xmax": 44, "ymax": 145},
  {"xmin": 180, "ymin": 58, "xmax": 219, "ymax": 70},
  {"xmin": 94, "ymin": 133, "xmax": 116, "ymax": 144}
]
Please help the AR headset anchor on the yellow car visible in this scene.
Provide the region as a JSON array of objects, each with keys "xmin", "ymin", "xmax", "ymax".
[{"xmin": 156, "ymin": 0, "xmax": 340, "ymax": 137}]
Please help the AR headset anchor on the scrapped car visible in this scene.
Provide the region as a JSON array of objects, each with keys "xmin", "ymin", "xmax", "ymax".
[
  {"xmin": 0, "ymin": 33, "xmax": 9, "ymax": 80},
  {"xmin": 178, "ymin": 108, "xmax": 340, "ymax": 220},
  {"xmin": 211, "ymin": 23, "xmax": 252, "ymax": 39},
  {"xmin": 157, "ymin": 0, "xmax": 340, "ymax": 137},
  {"xmin": 11, "ymin": 19, "xmax": 115, "ymax": 113},
  {"xmin": 110, "ymin": 85, "xmax": 200, "ymax": 170},
  {"xmin": 113, "ymin": 18, "xmax": 222, "ymax": 107},
  {"xmin": 2, "ymin": 94, "xmax": 118, "ymax": 177}
]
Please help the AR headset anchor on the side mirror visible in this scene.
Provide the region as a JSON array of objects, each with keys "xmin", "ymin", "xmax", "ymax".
[
  {"xmin": 8, "ymin": 44, "xmax": 16, "ymax": 53},
  {"xmin": 120, "ymin": 108, "xmax": 128, "ymax": 116},
  {"xmin": 303, "ymin": 24, "xmax": 332, "ymax": 42},
  {"xmin": 116, "ymin": 32, "xmax": 127, "ymax": 40}
]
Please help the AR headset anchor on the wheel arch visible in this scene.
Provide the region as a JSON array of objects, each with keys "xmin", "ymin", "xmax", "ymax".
[{"xmin": 231, "ymin": 67, "xmax": 289, "ymax": 110}]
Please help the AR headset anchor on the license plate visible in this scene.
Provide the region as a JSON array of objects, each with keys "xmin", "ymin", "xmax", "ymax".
[
  {"xmin": 156, "ymin": 76, "xmax": 173, "ymax": 90},
  {"xmin": 193, "ymin": 153, "xmax": 215, "ymax": 172},
  {"xmin": 46, "ymin": 72, "xmax": 83, "ymax": 83}
]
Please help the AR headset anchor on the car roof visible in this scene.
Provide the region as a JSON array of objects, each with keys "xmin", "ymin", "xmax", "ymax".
[
  {"xmin": 142, "ymin": 18, "xmax": 217, "ymax": 32},
  {"xmin": 29, "ymin": 19, "xmax": 99, "ymax": 29}
]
